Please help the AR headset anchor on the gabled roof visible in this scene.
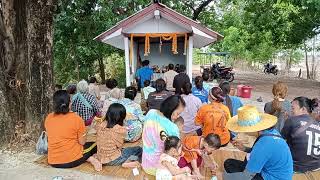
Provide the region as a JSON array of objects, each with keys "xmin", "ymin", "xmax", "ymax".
[{"xmin": 94, "ymin": 3, "xmax": 223, "ymax": 49}]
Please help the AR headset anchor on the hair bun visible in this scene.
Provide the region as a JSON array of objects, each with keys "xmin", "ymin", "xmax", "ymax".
[{"xmin": 311, "ymin": 98, "xmax": 319, "ymax": 108}]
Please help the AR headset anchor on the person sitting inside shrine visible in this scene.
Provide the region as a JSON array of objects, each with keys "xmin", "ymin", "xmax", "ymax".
[
  {"xmin": 173, "ymin": 65, "xmax": 190, "ymax": 95},
  {"xmin": 164, "ymin": 63, "xmax": 178, "ymax": 92},
  {"xmin": 136, "ymin": 60, "xmax": 153, "ymax": 90},
  {"xmin": 147, "ymin": 78, "xmax": 174, "ymax": 110},
  {"xmin": 45, "ymin": 90, "xmax": 101, "ymax": 171},
  {"xmin": 281, "ymin": 97, "xmax": 320, "ymax": 173},
  {"xmin": 192, "ymin": 76, "xmax": 209, "ymax": 103},
  {"xmin": 72, "ymin": 80, "xmax": 101, "ymax": 126},
  {"xmin": 224, "ymin": 105, "xmax": 293, "ymax": 180}
]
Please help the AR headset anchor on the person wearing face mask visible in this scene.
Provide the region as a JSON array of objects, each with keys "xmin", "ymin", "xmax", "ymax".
[
  {"xmin": 281, "ymin": 97, "xmax": 320, "ymax": 174},
  {"xmin": 142, "ymin": 95, "xmax": 186, "ymax": 176}
]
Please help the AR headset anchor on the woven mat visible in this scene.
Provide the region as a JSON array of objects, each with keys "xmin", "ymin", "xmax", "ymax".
[{"xmin": 34, "ymin": 148, "xmax": 245, "ymax": 180}]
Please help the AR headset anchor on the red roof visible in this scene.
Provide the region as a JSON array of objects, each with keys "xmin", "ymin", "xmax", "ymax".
[{"xmin": 94, "ymin": 3, "xmax": 223, "ymax": 42}]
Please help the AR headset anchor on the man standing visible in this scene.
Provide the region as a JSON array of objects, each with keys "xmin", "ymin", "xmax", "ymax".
[
  {"xmin": 163, "ymin": 63, "xmax": 178, "ymax": 92},
  {"xmin": 173, "ymin": 65, "xmax": 190, "ymax": 94},
  {"xmin": 136, "ymin": 60, "xmax": 153, "ymax": 90}
]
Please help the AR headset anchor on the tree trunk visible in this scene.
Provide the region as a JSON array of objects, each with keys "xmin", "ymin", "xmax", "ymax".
[
  {"xmin": 311, "ymin": 37, "xmax": 316, "ymax": 79},
  {"xmin": 0, "ymin": 0, "xmax": 55, "ymax": 145},
  {"xmin": 98, "ymin": 58, "xmax": 106, "ymax": 84},
  {"xmin": 304, "ymin": 41, "xmax": 311, "ymax": 79}
]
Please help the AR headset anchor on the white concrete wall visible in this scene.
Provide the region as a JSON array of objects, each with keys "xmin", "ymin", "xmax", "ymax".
[
  {"xmin": 124, "ymin": 18, "xmax": 190, "ymax": 34},
  {"xmin": 137, "ymin": 42, "xmax": 186, "ymax": 68}
]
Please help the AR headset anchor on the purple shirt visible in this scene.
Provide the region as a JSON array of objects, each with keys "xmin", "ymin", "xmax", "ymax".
[{"xmin": 180, "ymin": 94, "xmax": 202, "ymax": 133}]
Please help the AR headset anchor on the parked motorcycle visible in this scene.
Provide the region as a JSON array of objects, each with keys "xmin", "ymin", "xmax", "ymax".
[
  {"xmin": 264, "ymin": 63, "xmax": 278, "ymax": 75},
  {"xmin": 210, "ymin": 63, "xmax": 235, "ymax": 82}
]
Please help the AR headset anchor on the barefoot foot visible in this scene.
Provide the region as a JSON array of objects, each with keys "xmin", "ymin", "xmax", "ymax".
[
  {"xmin": 87, "ymin": 156, "xmax": 102, "ymax": 171},
  {"xmin": 122, "ymin": 161, "xmax": 141, "ymax": 168}
]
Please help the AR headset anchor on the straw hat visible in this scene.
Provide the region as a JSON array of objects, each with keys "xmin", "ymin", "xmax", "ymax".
[{"xmin": 227, "ymin": 105, "xmax": 277, "ymax": 133}]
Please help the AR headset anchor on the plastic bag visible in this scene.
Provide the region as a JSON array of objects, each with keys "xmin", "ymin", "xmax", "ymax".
[{"xmin": 36, "ymin": 131, "xmax": 48, "ymax": 155}]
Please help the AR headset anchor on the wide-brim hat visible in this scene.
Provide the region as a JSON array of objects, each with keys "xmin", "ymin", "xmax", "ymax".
[{"xmin": 227, "ymin": 105, "xmax": 277, "ymax": 133}]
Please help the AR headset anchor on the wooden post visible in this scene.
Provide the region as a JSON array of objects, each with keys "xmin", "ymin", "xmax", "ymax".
[
  {"xmin": 124, "ymin": 37, "xmax": 131, "ymax": 87},
  {"xmin": 187, "ymin": 36, "xmax": 193, "ymax": 81}
]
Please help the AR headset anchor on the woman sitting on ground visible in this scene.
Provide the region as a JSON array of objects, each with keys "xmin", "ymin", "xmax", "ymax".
[
  {"xmin": 45, "ymin": 90, "xmax": 101, "ymax": 171},
  {"xmin": 180, "ymin": 82, "xmax": 202, "ymax": 136},
  {"xmin": 95, "ymin": 103, "xmax": 142, "ymax": 168},
  {"xmin": 224, "ymin": 105, "xmax": 293, "ymax": 180},
  {"xmin": 281, "ymin": 97, "xmax": 320, "ymax": 173},
  {"xmin": 202, "ymin": 72, "xmax": 218, "ymax": 93},
  {"xmin": 142, "ymin": 95, "xmax": 185, "ymax": 175},
  {"xmin": 116, "ymin": 86, "xmax": 144, "ymax": 142},
  {"xmin": 88, "ymin": 76, "xmax": 101, "ymax": 101},
  {"xmin": 66, "ymin": 84, "xmax": 77, "ymax": 103},
  {"xmin": 72, "ymin": 80, "xmax": 101, "ymax": 126},
  {"xmin": 264, "ymin": 81, "xmax": 291, "ymax": 132},
  {"xmin": 192, "ymin": 76, "xmax": 209, "ymax": 104},
  {"xmin": 219, "ymin": 81, "xmax": 243, "ymax": 117},
  {"xmin": 195, "ymin": 87, "xmax": 231, "ymax": 146},
  {"xmin": 105, "ymin": 78, "xmax": 122, "ymax": 100},
  {"xmin": 147, "ymin": 78, "xmax": 174, "ymax": 110}
]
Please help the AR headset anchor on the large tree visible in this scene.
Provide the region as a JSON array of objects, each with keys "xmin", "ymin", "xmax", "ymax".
[{"xmin": 0, "ymin": 0, "xmax": 56, "ymax": 145}]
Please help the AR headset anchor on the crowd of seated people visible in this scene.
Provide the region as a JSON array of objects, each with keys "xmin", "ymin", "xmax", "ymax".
[{"xmin": 44, "ymin": 66, "xmax": 319, "ymax": 180}]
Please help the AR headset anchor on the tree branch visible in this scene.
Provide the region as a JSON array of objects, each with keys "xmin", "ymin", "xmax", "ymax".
[{"xmin": 193, "ymin": 0, "xmax": 214, "ymax": 20}]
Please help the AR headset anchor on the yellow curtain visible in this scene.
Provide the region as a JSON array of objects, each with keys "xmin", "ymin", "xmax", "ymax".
[{"xmin": 129, "ymin": 33, "xmax": 188, "ymax": 64}]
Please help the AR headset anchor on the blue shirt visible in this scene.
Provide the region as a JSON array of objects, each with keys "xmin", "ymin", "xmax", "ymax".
[
  {"xmin": 136, "ymin": 66, "xmax": 153, "ymax": 88},
  {"xmin": 246, "ymin": 129, "xmax": 293, "ymax": 180},
  {"xmin": 223, "ymin": 96, "xmax": 243, "ymax": 116},
  {"xmin": 192, "ymin": 87, "xmax": 208, "ymax": 103}
]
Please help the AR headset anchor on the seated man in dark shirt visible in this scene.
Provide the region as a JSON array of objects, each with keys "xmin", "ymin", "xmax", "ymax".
[
  {"xmin": 173, "ymin": 65, "xmax": 190, "ymax": 95},
  {"xmin": 147, "ymin": 78, "xmax": 174, "ymax": 111},
  {"xmin": 281, "ymin": 96, "xmax": 320, "ymax": 173}
]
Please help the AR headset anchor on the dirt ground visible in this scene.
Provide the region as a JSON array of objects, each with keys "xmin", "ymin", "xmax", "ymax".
[{"xmin": 0, "ymin": 69, "xmax": 319, "ymax": 180}]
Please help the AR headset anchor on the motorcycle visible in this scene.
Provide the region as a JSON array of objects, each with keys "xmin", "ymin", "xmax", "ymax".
[
  {"xmin": 210, "ymin": 63, "xmax": 235, "ymax": 82},
  {"xmin": 264, "ymin": 63, "xmax": 278, "ymax": 75}
]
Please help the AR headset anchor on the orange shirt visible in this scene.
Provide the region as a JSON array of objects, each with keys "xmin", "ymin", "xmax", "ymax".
[
  {"xmin": 45, "ymin": 112, "xmax": 85, "ymax": 164},
  {"xmin": 195, "ymin": 102, "xmax": 231, "ymax": 145},
  {"xmin": 182, "ymin": 136, "xmax": 201, "ymax": 163}
]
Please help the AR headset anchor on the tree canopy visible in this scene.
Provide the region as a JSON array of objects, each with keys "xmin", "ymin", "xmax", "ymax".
[{"xmin": 53, "ymin": 0, "xmax": 320, "ymax": 85}]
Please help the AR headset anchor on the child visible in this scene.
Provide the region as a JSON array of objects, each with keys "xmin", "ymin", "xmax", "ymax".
[
  {"xmin": 174, "ymin": 117, "xmax": 185, "ymax": 139},
  {"xmin": 179, "ymin": 133, "xmax": 221, "ymax": 178},
  {"xmin": 141, "ymin": 80, "xmax": 155, "ymax": 111},
  {"xmin": 192, "ymin": 76, "xmax": 209, "ymax": 103},
  {"xmin": 95, "ymin": 103, "xmax": 142, "ymax": 169},
  {"xmin": 156, "ymin": 131, "xmax": 194, "ymax": 180}
]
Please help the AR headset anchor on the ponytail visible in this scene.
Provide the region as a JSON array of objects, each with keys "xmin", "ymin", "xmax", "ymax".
[
  {"xmin": 160, "ymin": 131, "xmax": 180, "ymax": 152},
  {"xmin": 293, "ymin": 97, "xmax": 318, "ymax": 114}
]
